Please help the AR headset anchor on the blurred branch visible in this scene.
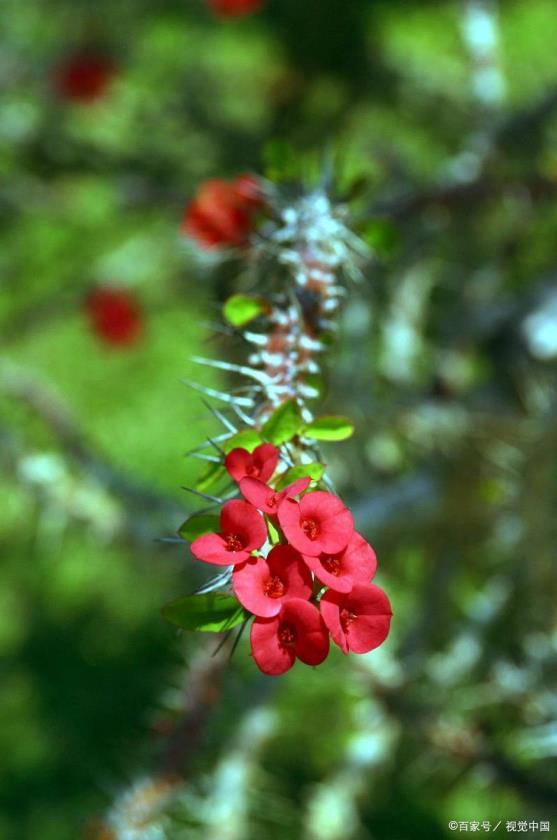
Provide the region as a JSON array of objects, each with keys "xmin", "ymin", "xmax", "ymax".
[{"xmin": 0, "ymin": 363, "xmax": 183, "ymax": 529}]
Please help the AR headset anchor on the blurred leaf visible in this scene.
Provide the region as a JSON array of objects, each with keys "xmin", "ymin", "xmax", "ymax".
[
  {"xmin": 303, "ymin": 415, "xmax": 354, "ymax": 441},
  {"xmin": 275, "ymin": 462, "xmax": 325, "ymax": 489},
  {"xmin": 161, "ymin": 593, "xmax": 248, "ymax": 632},
  {"xmin": 262, "ymin": 139, "xmax": 299, "ymax": 182},
  {"xmin": 223, "ymin": 294, "xmax": 269, "ymax": 327},
  {"xmin": 223, "ymin": 430, "xmax": 263, "ymax": 452},
  {"xmin": 196, "ymin": 462, "xmax": 227, "ymax": 492},
  {"xmin": 262, "ymin": 399, "xmax": 303, "ymax": 444},
  {"xmin": 178, "ymin": 513, "xmax": 220, "ymax": 542},
  {"xmin": 359, "ymin": 218, "xmax": 400, "ymax": 257}
]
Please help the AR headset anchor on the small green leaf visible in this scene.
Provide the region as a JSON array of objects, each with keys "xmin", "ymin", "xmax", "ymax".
[
  {"xmin": 178, "ymin": 513, "xmax": 220, "ymax": 542},
  {"xmin": 303, "ymin": 416, "xmax": 355, "ymax": 442},
  {"xmin": 223, "ymin": 294, "xmax": 269, "ymax": 328},
  {"xmin": 223, "ymin": 430, "xmax": 262, "ymax": 453},
  {"xmin": 266, "ymin": 517, "xmax": 280, "ymax": 545},
  {"xmin": 262, "ymin": 399, "xmax": 303, "ymax": 445},
  {"xmin": 161, "ymin": 593, "xmax": 249, "ymax": 632},
  {"xmin": 262, "ymin": 140, "xmax": 299, "ymax": 182},
  {"xmin": 275, "ymin": 463, "xmax": 326, "ymax": 490},
  {"xmin": 196, "ymin": 462, "xmax": 227, "ymax": 492}
]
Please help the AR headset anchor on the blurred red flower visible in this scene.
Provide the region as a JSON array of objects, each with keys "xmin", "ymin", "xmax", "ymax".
[
  {"xmin": 85, "ymin": 288, "xmax": 143, "ymax": 347},
  {"xmin": 54, "ymin": 53, "xmax": 116, "ymax": 103},
  {"xmin": 181, "ymin": 175, "xmax": 263, "ymax": 249},
  {"xmin": 208, "ymin": 0, "xmax": 264, "ymax": 19}
]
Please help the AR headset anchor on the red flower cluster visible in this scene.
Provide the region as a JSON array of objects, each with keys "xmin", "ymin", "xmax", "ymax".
[
  {"xmin": 85, "ymin": 287, "xmax": 143, "ymax": 347},
  {"xmin": 54, "ymin": 53, "xmax": 116, "ymax": 104},
  {"xmin": 181, "ymin": 175, "xmax": 263, "ymax": 250},
  {"xmin": 207, "ymin": 0, "xmax": 264, "ymax": 18},
  {"xmin": 189, "ymin": 442, "xmax": 392, "ymax": 675}
]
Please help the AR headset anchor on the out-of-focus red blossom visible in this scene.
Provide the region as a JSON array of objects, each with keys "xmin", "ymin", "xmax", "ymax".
[
  {"xmin": 190, "ymin": 499, "xmax": 266, "ymax": 566},
  {"xmin": 208, "ymin": 0, "xmax": 264, "ymax": 19},
  {"xmin": 277, "ymin": 491, "xmax": 354, "ymax": 556},
  {"xmin": 181, "ymin": 175, "xmax": 263, "ymax": 250},
  {"xmin": 85, "ymin": 288, "xmax": 143, "ymax": 347},
  {"xmin": 239, "ymin": 475, "xmax": 310, "ymax": 514},
  {"xmin": 250, "ymin": 598, "xmax": 329, "ymax": 675},
  {"xmin": 233, "ymin": 544, "xmax": 312, "ymax": 617},
  {"xmin": 54, "ymin": 53, "xmax": 116, "ymax": 103},
  {"xmin": 225, "ymin": 443, "xmax": 279, "ymax": 484},
  {"xmin": 303, "ymin": 532, "xmax": 377, "ymax": 593},
  {"xmin": 320, "ymin": 583, "xmax": 392, "ymax": 655}
]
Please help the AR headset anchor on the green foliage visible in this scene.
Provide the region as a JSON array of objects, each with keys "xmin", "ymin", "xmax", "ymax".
[
  {"xmin": 262, "ymin": 399, "xmax": 304, "ymax": 444},
  {"xmin": 223, "ymin": 294, "xmax": 269, "ymax": 327},
  {"xmin": 303, "ymin": 415, "xmax": 355, "ymax": 441},
  {"xmin": 161, "ymin": 593, "xmax": 248, "ymax": 632},
  {"xmin": 275, "ymin": 462, "xmax": 326, "ymax": 489},
  {"xmin": 178, "ymin": 513, "xmax": 220, "ymax": 541},
  {"xmin": 223, "ymin": 430, "xmax": 263, "ymax": 452}
]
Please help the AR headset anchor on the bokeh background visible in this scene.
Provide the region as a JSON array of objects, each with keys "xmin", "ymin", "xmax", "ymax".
[{"xmin": 2, "ymin": 0, "xmax": 557, "ymax": 838}]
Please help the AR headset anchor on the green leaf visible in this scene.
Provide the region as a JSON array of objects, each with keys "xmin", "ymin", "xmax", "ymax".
[
  {"xmin": 262, "ymin": 140, "xmax": 299, "ymax": 182},
  {"xmin": 359, "ymin": 218, "xmax": 400, "ymax": 257},
  {"xmin": 223, "ymin": 430, "xmax": 262, "ymax": 453},
  {"xmin": 196, "ymin": 462, "xmax": 227, "ymax": 492},
  {"xmin": 178, "ymin": 513, "xmax": 220, "ymax": 542},
  {"xmin": 266, "ymin": 517, "xmax": 281, "ymax": 545},
  {"xmin": 161, "ymin": 593, "xmax": 249, "ymax": 632},
  {"xmin": 223, "ymin": 294, "xmax": 268, "ymax": 328},
  {"xmin": 262, "ymin": 399, "xmax": 303, "ymax": 445},
  {"xmin": 303, "ymin": 416, "xmax": 355, "ymax": 442},
  {"xmin": 275, "ymin": 463, "xmax": 326, "ymax": 490}
]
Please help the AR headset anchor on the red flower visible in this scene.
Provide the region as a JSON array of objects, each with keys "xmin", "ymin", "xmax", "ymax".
[
  {"xmin": 181, "ymin": 175, "xmax": 263, "ymax": 250},
  {"xmin": 190, "ymin": 500, "xmax": 266, "ymax": 566},
  {"xmin": 55, "ymin": 53, "xmax": 116, "ymax": 103},
  {"xmin": 250, "ymin": 599, "xmax": 329, "ymax": 675},
  {"xmin": 85, "ymin": 288, "xmax": 143, "ymax": 347},
  {"xmin": 320, "ymin": 583, "xmax": 392, "ymax": 655},
  {"xmin": 233, "ymin": 544, "xmax": 312, "ymax": 617},
  {"xmin": 225, "ymin": 443, "xmax": 279, "ymax": 484},
  {"xmin": 277, "ymin": 491, "xmax": 354, "ymax": 557},
  {"xmin": 239, "ymin": 475, "xmax": 310, "ymax": 514},
  {"xmin": 208, "ymin": 0, "xmax": 264, "ymax": 18},
  {"xmin": 303, "ymin": 532, "xmax": 377, "ymax": 593}
]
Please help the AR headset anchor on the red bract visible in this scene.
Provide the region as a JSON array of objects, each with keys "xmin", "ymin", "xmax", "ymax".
[
  {"xmin": 233, "ymin": 544, "xmax": 312, "ymax": 617},
  {"xmin": 55, "ymin": 53, "xmax": 116, "ymax": 103},
  {"xmin": 85, "ymin": 288, "xmax": 143, "ymax": 347},
  {"xmin": 320, "ymin": 583, "xmax": 392, "ymax": 655},
  {"xmin": 250, "ymin": 598, "xmax": 329, "ymax": 676},
  {"xmin": 208, "ymin": 0, "xmax": 264, "ymax": 18},
  {"xmin": 303, "ymin": 532, "xmax": 377, "ymax": 593},
  {"xmin": 239, "ymin": 476, "xmax": 310, "ymax": 514},
  {"xmin": 225, "ymin": 443, "xmax": 279, "ymax": 484},
  {"xmin": 277, "ymin": 491, "xmax": 354, "ymax": 557},
  {"xmin": 181, "ymin": 175, "xmax": 263, "ymax": 249},
  {"xmin": 190, "ymin": 500, "xmax": 266, "ymax": 566}
]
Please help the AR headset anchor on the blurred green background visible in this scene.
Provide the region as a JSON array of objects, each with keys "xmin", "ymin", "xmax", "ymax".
[{"xmin": 2, "ymin": 0, "xmax": 557, "ymax": 838}]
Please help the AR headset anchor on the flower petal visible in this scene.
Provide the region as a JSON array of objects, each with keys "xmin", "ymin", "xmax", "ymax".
[
  {"xmin": 233, "ymin": 556, "xmax": 282, "ymax": 618},
  {"xmin": 190, "ymin": 533, "xmax": 249, "ymax": 566},
  {"xmin": 319, "ymin": 591, "xmax": 349, "ymax": 654},
  {"xmin": 250, "ymin": 616, "xmax": 296, "ymax": 675},
  {"xmin": 282, "ymin": 599, "xmax": 330, "ymax": 667}
]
